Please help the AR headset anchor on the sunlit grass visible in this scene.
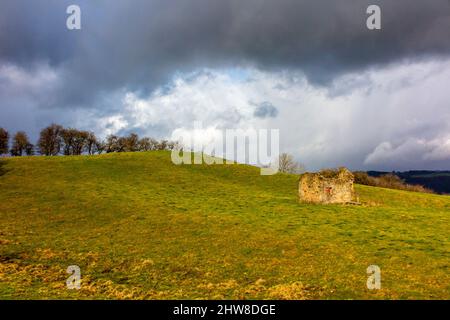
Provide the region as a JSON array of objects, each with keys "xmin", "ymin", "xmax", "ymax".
[{"xmin": 0, "ymin": 152, "xmax": 449, "ymax": 299}]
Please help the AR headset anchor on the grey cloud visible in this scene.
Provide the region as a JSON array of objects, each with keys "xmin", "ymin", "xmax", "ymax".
[
  {"xmin": 253, "ymin": 101, "xmax": 279, "ymax": 118},
  {"xmin": 364, "ymin": 138, "xmax": 450, "ymax": 170},
  {"xmin": 1, "ymin": 0, "xmax": 450, "ymax": 110}
]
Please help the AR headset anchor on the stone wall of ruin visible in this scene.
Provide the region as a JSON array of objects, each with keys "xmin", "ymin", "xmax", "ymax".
[{"xmin": 298, "ymin": 168, "xmax": 355, "ymax": 204}]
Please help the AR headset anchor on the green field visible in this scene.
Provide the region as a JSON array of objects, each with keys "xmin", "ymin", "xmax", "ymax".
[{"xmin": 0, "ymin": 152, "xmax": 449, "ymax": 299}]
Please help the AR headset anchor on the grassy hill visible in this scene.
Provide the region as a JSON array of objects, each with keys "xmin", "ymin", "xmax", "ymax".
[{"xmin": 0, "ymin": 152, "xmax": 449, "ymax": 299}]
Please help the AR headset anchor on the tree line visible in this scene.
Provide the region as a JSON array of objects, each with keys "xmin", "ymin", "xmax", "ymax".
[
  {"xmin": 353, "ymin": 171, "xmax": 433, "ymax": 194},
  {"xmin": 0, "ymin": 124, "xmax": 179, "ymax": 157}
]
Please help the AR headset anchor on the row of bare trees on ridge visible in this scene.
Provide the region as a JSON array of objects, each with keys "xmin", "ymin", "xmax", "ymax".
[{"xmin": 0, "ymin": 124, "xmax": 178, "ymax": 157}]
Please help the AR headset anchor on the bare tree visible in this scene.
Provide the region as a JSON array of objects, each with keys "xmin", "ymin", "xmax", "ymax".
[
  {"xmin": 85, "ymin": 132, "xmax": 97, "ymax": 155},
  {"xmin": 105, "ymin": 135, "xmax": 119, "ymax": 153},
  {"xmin": 60, "ymin": 128, "xmax": 88, "ymax": 155},
  {"xmin": 278, "ymin": 153, "xmax": 304, "ymax": 174},
  {"xmin": 25, "ymin": 142, "xmax": 35, "ymax": 156},
  {"xmin": 167, "ymin": 141, "xmax": 180, "ymax": 151},
  {"xmin": 38, "ymin": 124, "xmax": 63, "ymax": 156},
  {"xmin": 124, "ymin": 133, "xmax": 139, "ymax": 152},
  {"xmin": 72, "ymin": 130, "xmax": 88, "ymax": 155},
  {"xmin": 116, "ymin": 137, "xmax": 127, "ymax": 152},
  {"xmin": 138, "ymin": 137, "xmax": 151, "ymax": 151},
  {"xmin": 60, "ymin": 128, "xmax": 77, "ymax": 155},
  {"xmin": 148, "ymin": 137, "xmax": 159, "ymax": 150},
  {"xmin": 158, "ymin": 139, "xmax": 169, "ymax": 150},
  {"xmin": 10, "ymin": 131, "xmax": 32, "ymax": 156},
  {"xmin": 0, "ymin": 128, "xmax": 9, "ymax": 155},
  {"xmin": 94, "ymin": 140, "xmax": 105, "ymax": 154}
]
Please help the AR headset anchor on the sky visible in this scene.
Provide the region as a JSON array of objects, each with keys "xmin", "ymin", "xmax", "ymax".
[{"xmin": 1, "ymin": 0, "xmax": 450, "ymax": 171}]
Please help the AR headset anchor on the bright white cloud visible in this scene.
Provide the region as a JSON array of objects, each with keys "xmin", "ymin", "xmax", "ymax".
[
  {"xmin": 2, "ymin": 58, "xmax": 450, "ymax": 171},
  {"xmin": 95, "ymin": 58, "xmax": 450, "ymax": 171},
  {"xmin": 97, "ymin": 115, "xmax": 129, "ymax": 137},
  {"xmin": 0, "ymin": 63, "xmax": 59, "ymax": 98}
]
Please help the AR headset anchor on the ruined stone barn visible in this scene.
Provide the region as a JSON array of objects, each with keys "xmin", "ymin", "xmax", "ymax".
[{"xmin": 298, "ymin": 168, "xmax": 356, "ymax": 204}]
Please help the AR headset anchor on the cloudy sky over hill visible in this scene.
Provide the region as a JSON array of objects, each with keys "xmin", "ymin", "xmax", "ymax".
[{"xmin": 1, "ymin": 0, "xmax": 450, "ymax": 170}]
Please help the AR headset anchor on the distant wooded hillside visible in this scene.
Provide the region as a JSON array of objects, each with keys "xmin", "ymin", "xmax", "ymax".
[{"xmin": 367, "ymin": 171, "xmax": 450, "ymax": 194}]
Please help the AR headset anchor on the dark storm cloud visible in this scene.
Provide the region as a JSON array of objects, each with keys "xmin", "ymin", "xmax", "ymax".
[{"xmin": 1, "ymin": 0, "xmax": 450, "ymax": 109}]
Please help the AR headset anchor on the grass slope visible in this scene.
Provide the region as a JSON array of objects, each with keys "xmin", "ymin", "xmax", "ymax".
[{"xmin": 0, "ymin": 152, "xmax": 449, "ymax": 299}]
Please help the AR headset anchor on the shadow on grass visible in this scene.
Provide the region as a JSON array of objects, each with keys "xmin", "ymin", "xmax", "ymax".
[{"xmin": 0, "ymin": 160, "xmax": 10, "ymax": 176}]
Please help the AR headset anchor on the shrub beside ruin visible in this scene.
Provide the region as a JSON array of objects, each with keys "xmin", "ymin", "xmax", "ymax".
[{"xmin": 353, "ymin": 172, "xmax": 433, "ymax": 194}]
